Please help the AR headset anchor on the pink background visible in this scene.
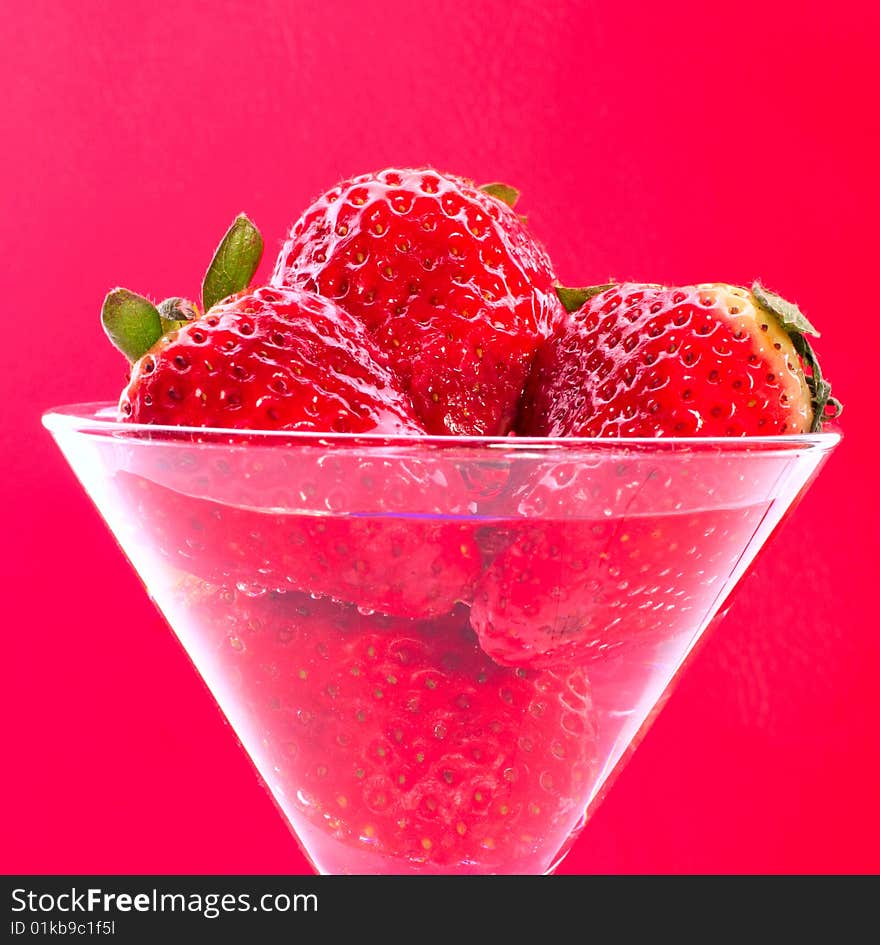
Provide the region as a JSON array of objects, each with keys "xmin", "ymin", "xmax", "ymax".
[{"xmin": 2, "ymin": 0, "xmax": 877, "ymax": 873}]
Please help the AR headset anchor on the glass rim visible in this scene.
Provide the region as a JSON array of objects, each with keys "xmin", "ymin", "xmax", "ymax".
[{"xmin": 42, "ymin": 401, "xmax": 842, "ymax": 455}]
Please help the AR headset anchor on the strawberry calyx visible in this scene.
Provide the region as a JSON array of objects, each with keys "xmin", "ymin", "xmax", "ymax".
[
  {"xmin": 750, "ymin": 282, "xmax": 842, "ymax": 430},
  {"xmin": 101, "ymin": 214, "xmax": 264, "ymax": 363},
  {"xmin": 479, "ymin": 182, "xmax": 520, "ymax": 208},
  {"xmin": 101, "ymin": 289, "xmax": 164, "ymax": 363},
  {"xmin": 201, "ymin": 213, "xmax": 264, "ymax": 312},
  {"xmin": 554, "ymin": 283, "xmax": 617, "ymax": 313}
]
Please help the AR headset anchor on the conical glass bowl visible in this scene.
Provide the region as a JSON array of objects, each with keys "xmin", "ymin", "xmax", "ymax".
[{"xmin": 43, "ymin": 403, "xmax": 839, "ymax": 874}]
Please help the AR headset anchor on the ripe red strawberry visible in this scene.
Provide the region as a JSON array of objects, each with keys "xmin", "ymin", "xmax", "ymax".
[
  {"xmin": 113, "ymin": 287, "xmax": 475, "ymax": 614},
  {"xmin": 470, "ymin": 505, "xmax": 766, "ymax": 669},
  {"xmin": 118, "ymin": 285, "xmax": 422, "ymax": 434},
  {"xmin": 101, "ymin": 216, "xmax": 485, "ymax": 617},
  {"xmin": 115, "ymin": 457, "xmax": 481, "ymax": 618},
  {"xmin": 271, "ymin": 168, "xmax": 563, "ymax": 436},
  {"xmin": 519, "ymin": 282, "xmax": 840, "ymax": 437},
  {"xmin": 102, "ymin": 214, "xmax": 421, "ymax": 435},
  {"xmin": 180, "ymin": 585, "xmax": 598, "ymax": 873},
  {"xmin": 475, "ymin": 282, "xmax": 842, "ymax": 668}
]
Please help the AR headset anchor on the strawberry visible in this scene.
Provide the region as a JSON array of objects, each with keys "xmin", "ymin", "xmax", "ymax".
[
  {"xmin": 102, "ymin": 217, "xmax": 483, "ymax": 617},
  {"xmin": 470, "ymin": 505, "xmax": 767, "ymax": 669},
  {"xmin": 179, "ymin": 585, "xmax": 598, "ymax": 873},
  {"xmin": 271, "ymin": 168, "xmax": 562, "ymax": 436},
  {"xmin": 519, "ymin": 282, "xmax": 841, "ymax": 437},
  {"xmin": 114, "ymin": 457, "xmax": 481, "ymax": 618},
  {"xmin": 103, "ymin": 215, "xmax": 421, "ymax": 435},
  {"xmin": 116, "ymin": 285, "xmax": 422, "ymax": 434},
  {"xmin": 475, "ymin": 282, "xmax": 842, "ymax": 668}
]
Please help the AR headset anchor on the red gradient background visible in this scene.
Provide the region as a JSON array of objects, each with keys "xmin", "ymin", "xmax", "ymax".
[{"xmin": 2, "ymin": 0, "xmax": 877, "ymax": 873}]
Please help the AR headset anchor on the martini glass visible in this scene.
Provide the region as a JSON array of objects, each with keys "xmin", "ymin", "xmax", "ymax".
[{"xmin": 43, "ymin": 403, "xmax": 839, "ymax": 874}]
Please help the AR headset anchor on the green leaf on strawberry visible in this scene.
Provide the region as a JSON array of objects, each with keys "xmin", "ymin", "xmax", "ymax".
[
  {"xmin": 554, "ymin": 283, "xmax": 617, "ymax": 313},
  {"xmin": 751, "ymin": 281, "xmax": 820, "ymax": 337},
  {"xmin": 479, "ymin": 182, "xmax": 520, "ymax": 208},
  {"xmin": 101, "ymin": 289, "xmax": 163, "ymax": 363},
  {"xmin": 201, "ymin": 212, "xmax": 264, "ymax": 312}
]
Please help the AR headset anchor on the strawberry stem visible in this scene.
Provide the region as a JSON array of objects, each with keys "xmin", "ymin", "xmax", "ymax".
[
  {"xmin": 555, "ymin": 283, "xmax": 616, "ymax": 313},
  {"xmin": 158, "ymin": 297, "xmax": 198, "ymax": 321},
  {"xmin": 101, "ymin": 289, "xmax": 163, "ymax": 362},
  {"xmin": 201, "ymin": 213, "xmax": 264, "ymax": 313},
  {"xmin": 751, "ymin": 281, "xmax": 843, "ymax": 430},
  {"xmin": 158, "ymin": 297, "xmax": 199, "ymax": 334}
]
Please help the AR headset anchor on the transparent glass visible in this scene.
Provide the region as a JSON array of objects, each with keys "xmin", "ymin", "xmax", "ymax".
[{"xmin": 43, "ymin": 403, "xmax": 839, "ymax": 875}]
